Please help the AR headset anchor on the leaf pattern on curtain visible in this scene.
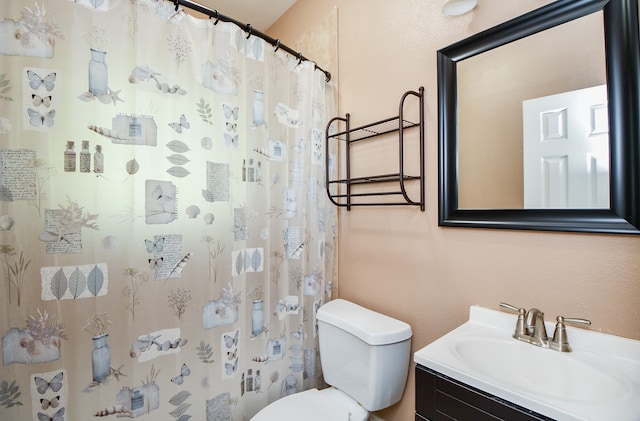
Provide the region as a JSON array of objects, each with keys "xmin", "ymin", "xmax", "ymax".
[{"xmin": 0, "ymin": 0, "xmax": 337, "ymax": 419}]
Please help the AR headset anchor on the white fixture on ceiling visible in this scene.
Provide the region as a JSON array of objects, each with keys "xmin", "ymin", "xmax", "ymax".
[{"xmin": 442, "ymin": 0, "xmax": 478, "ymax": 16}]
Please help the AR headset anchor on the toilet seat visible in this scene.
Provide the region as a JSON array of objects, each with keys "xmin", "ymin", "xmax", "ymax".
[{"xmin": 251, "ymin": 387, "xmax": 368, "ymax": 421}]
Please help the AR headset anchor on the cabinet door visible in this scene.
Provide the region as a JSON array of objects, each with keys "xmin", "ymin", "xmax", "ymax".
[{"xmin": 415, "ymin": 365, "xmax": 554, "ymax": 421}]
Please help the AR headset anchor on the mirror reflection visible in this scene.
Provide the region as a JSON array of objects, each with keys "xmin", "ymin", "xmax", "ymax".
[{"xmin": 456, "ymin": 11, "xmax": 606, "ymax": 210}]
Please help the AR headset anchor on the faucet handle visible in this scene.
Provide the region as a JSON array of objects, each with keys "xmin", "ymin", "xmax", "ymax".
[
  {"xmin": 561, "ymin": 316, "xmax": 591, "ymax": 326},
  {"xmin": 499, "ymin": 303, "xmax": 529, "ymax": 341},
  {"xmin": 550, "ymin": 315, "xmax": 591, "ymax": 352},
  {"xmin": 499, "ymin": 302, "xmax": 523, "ymax": 313}
]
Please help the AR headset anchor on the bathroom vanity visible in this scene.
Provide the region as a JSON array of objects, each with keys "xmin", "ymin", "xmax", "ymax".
[{"xmin": 414, "ymin": 306, "xmax": 640, "ymax": 421}]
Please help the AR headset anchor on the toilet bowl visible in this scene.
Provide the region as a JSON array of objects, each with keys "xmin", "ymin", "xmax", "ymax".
[
  {"xmin": 251, "ymin": 387, "xmax": 368, "ymax": 421},
  {"xmin": 251, "ymin": 299, "xmax": 412, "ymax": 421}
]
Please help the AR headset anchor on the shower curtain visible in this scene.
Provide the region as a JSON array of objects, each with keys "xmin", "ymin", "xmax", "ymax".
[{"xmin": 0, "ymin": 0, "xmax": 337, "ymax": 419}]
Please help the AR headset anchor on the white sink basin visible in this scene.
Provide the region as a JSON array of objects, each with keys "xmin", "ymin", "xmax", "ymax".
[
  {"xmin": 415, "ymin": 306, "xmax": 640, "ymax": 421},
  {"xmin": 454, "ymin": 336, "xmax": 630, "ymax": 403}
]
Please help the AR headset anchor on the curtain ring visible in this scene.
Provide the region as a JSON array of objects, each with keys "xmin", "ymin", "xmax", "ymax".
[
  {"xmin": 213, "ymin": 10, "xmax": 220, "ymax": 25},
  {"xmin": 274, "ymin": 39, "xmax": 281, "ymax": 52},
  {"xmin": 297, "ymin": 52, "xmax": 303, "ymax": 65},
  {"xmin": 246, "ymin": 24, "xmax": 252, "ymax": 39},
  {"xmin": 174, "ymin": 0, "xmax": 179, "ymax": 11}
]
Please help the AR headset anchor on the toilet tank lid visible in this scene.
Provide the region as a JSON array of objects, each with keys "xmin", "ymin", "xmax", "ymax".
[{"xmin": 317, "ymin": 299, "xmax": 412, "ymax": 345}]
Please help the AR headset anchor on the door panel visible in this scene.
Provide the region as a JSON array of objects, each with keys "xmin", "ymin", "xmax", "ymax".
[{"xmin": 523, "ymin": 85, "xmax": 609, "ymax": 208}]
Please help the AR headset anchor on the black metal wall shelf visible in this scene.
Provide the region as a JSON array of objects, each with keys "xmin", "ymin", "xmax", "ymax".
[{"xmin": 325, "ymin": 87, "xmax": 425, "ymax": 210}]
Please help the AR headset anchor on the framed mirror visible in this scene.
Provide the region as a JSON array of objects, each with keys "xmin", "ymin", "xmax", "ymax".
[{"xmin": 438, "ymin": 0, "xmax": 640, "ymax": 234}]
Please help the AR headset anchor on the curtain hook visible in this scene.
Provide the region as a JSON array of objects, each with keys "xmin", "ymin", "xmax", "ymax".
[
  {"xmin": 297, "ymin": 52, "xmax": 303, "ymax": 65},
  {"xmin": 173, "ymin": 0, "xmax": 179, "ymax": 11},
  {"xmin": 213, "ymin": 10, "xmax": 220, "ymax": 25},
  {"xmin": 274, "ymin": 39, "xmax": 281, "ymax": 52},
  {"xmin": 246, "ymin": 24, "xmax": 252, "ymax": 39}
]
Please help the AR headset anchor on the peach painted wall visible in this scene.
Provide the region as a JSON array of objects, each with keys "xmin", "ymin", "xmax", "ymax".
[{"xmin": 269, "ymin": 1, "xmax": 640, "ymax": 420}]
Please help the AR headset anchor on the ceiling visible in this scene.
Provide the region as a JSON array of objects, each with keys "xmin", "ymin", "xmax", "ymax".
[{"xmin": 185, "ymin": 0, "xmax": 298, "ymax": 31}]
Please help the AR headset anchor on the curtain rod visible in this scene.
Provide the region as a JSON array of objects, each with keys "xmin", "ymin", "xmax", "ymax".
[{"xmin": 168, "ymin": 0, "xmax": 332, "ymax": 82}]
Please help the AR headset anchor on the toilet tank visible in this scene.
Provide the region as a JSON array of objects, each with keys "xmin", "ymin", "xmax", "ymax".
[{"xmin": 316, "ymin": 299, "xmax": 412, "ymax": 412}]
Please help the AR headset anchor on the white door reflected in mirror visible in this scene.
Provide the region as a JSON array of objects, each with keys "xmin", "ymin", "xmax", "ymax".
[{"xmin": 523, "ymin": 85, "xmax": 609, "ymax": 209}]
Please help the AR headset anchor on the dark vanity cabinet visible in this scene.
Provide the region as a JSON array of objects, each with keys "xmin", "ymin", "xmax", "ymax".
[{"xmin": 415, "ymin": 365, "xmax": 555, "ymax": 421}]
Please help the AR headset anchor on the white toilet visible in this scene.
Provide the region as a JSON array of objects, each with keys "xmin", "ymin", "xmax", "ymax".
[{"xmin": 252, "ymin": 299, "xmax": 412, "ymax": 420}]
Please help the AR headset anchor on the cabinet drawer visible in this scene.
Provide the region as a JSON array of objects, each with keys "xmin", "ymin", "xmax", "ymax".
[{"xmin": 415, "ymin": 365, "xmax": 554, "ymax": 421}]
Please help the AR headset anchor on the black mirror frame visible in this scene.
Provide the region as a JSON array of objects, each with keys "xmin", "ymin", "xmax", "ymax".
[{"xmin": 438, "ymin": 0, "xmax": 640, "ymax": 234}]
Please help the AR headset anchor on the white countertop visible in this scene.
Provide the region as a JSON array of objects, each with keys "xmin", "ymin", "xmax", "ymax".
[{"xmin": 414, "ymin": 306, "xmax": 640, "ymax": 421}]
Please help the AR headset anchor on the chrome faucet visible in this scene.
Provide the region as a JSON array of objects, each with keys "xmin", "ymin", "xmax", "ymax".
[
  {"xmin": 525, "ymin": 308, "xmax": 548, "ymax": 347},
  {"xmin": 499, "ymin": 303, "xmax": 591, "ymax": 352}
]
